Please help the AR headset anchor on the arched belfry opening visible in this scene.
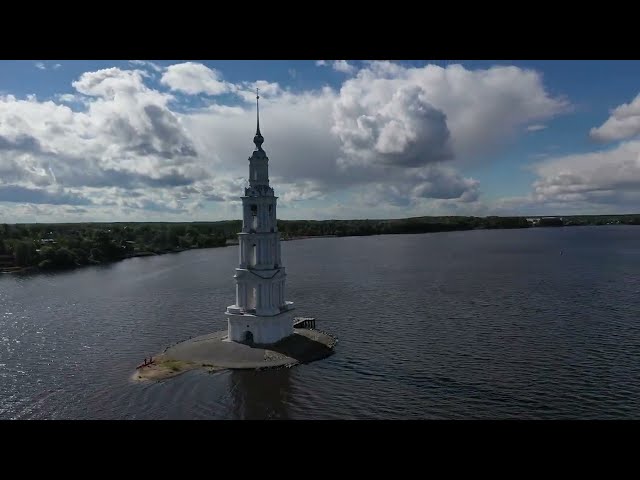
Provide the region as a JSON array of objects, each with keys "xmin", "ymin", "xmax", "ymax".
[
  {"xmin": 251, "ymin": 204, "xmax": 258, "ymax": 230},
  {"xmin": 248, "ymin": 286, "xmax": 257, "ymax": 311}
]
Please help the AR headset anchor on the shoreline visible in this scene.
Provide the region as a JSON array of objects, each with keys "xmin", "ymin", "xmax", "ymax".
[
  {"xmin": 0, "ymin": 245, "xmax": 226, "ymax": 275},
  {"xmin": 2, "ymin": 223, "xmax": 637, "ymax": 276}
]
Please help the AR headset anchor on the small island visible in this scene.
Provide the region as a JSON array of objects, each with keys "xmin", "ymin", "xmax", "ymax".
[
  {"xmin": 136, "ymin": 90, "xmax": 338, "ymax": 381},
  {"xmin": 134, "ymin": 325, "xmax": 337, "ymax": 382}
]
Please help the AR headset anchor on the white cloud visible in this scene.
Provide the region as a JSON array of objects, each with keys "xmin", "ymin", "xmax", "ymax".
[
  {"xmin": 316, "ymin": 60, "xmax": 357, "ymax": 75},
  {"xmin": 181, "ymin": 87, "xmax": 340, "ymax": 192},
  {"xmin": 234, "ymin": 80, "xmax": 283, "ymax": 103},
  {"xmin": 72, "ymin": 67, "xmax": 157, "ymax": 99},
  {"xmin": 504, "ymin": 140, "xmax": 640, "ymax": 213},
  {"xmin": 527, "ymin": 124, "xmax": 547, "ymax": 132},
  {"xmin": 281, "ymin": 181, "xmax": 326, "ymax": 202},
  {"xmin": 35, "ymin": 62, "xmax": 46, "ymax": 70},
  {"xmin": 411, "ymin": 165, "xmax": 480, "ymax": 202},
  {"xmin": 160, "ymin": 62, "xmax": 229, "ymax": 95},
  {"xmin": 332, "ymin": 60, "xmax": 356, "ymax": 74},
  {"xmin": 333, "ymin": 84, "xmax": 453, "ymax": 168},
  {"xmin": 590, "ymin": 93, "xmax": 640, "ymax": 142},
  {"xmin": 332, "ymin": 62, "xmax": 568, "ymax": 171},
  {"xmin": 331, "ymin": 165, "xmax": 480, "ymax": 211},
  {"xmin": 56, "ymin": 93, "xmax": 81, "ymax": 103},
  {"xmin": 129, "ymin": 60, "xmax": 163, "ymax": 72},
  {"xmin": 0, "ymin": 61, "xmax": 573, "ymax": 221},
  {"xmin": 0, "ymin": 67, "xmax": 204, "ymax": 219},
  {"xmin": 53, "ymin": 63, "xmax": 62, "ymax": 70},
  {"xmin": 354, "ymin": 183, "xmax": 413, "ymax": 208}
]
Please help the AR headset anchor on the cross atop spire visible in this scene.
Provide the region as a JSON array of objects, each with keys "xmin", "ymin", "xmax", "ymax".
[{"xmin": 253, "ymin": 87, "xmax": 264, "ymax": 151}]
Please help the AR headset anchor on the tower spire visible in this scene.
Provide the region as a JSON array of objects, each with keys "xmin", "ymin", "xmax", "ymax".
[
  {"xmin": 253, "ymin": 87, "xmax": 264, "ymax": 151},
  {"xmin": 256, "ymin": 87, "xmax": 261, "ymax": 135}
]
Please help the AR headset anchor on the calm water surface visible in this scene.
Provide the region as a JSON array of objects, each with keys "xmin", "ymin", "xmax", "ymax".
[{"xmin": 1, "ymin": 226, "xmax": 639, "ymax": 419}]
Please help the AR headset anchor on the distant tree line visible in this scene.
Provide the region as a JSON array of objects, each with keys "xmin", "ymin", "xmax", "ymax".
[
  {"xmin": 1, "ymin": 214, "xmax": 638, "ymax": 272},
  {"xmin": 0, "ymin": 222, "xmax": 230, "ymax": 271},
  {"xmin": 276, "ymin": 216, "xmax": 532, "ymax": 238}
]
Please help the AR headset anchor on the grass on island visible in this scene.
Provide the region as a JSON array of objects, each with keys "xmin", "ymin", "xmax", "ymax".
[
  {"xmin": 134, "ymin": 354, "xmax": 223, "ymax": 382},
  {"xmin": 134, "ymin": 355, "xmax": 197, "ymax": 381}
]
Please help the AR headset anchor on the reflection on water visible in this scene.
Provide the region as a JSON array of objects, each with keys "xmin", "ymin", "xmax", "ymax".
[{"xmin": 230, "ymin": 369, "xmax": 291, "ymax": 420}]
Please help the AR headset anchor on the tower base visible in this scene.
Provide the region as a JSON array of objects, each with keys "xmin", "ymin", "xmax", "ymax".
[{"xmin": 226, "ymin": 306, "xmax": 295, "ymax": 345}]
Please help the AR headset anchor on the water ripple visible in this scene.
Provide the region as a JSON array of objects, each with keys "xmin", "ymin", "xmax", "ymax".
[{"xmin": 1, "ymin": 226, "xmax": 640, "ymax": 418}]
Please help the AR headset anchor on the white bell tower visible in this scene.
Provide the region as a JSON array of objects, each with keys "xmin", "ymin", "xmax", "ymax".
[{"xmin": 225, "ymin": 89, "xmax": 295, "ymax": 344}]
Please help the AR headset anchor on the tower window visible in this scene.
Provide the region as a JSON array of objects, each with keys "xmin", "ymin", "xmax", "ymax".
[{"xmin": 250, "ymin": 205, "xmax": 257, "ymax": 216}]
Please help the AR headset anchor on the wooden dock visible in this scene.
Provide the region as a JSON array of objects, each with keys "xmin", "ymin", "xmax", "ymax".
[{"xmin": 293, "ymin": 317, "xmax": 316, "ymax": 329}]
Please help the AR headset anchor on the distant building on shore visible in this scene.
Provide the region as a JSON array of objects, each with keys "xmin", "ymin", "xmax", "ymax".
[{"xmin": 528, "ymin": 217, "xmax": 564, "ymax": 227}]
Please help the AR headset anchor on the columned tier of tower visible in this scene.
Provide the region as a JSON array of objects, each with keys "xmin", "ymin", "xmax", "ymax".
[
  {"xmin": 241, "ymin": 194, "xmax": 278, "ymax": 234},
  {"xmin": 237, "ymin": 232, "xmax": 282, "ymax": 269},
  {"xmin": 227, "ymin": 266, "xmax": 292, "ymax": 315}
]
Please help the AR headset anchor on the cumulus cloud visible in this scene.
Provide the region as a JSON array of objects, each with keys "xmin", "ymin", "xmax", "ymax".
[
  {"xmin": 181, "ymin": 87, "xmax": 340, "ymax": 190},
  {"xmin": 532, "ymin": 140, "xmax": 640, "ymax": 196},
  {"xmin": 527, "ymin": 124, "xmax": 547, "ymax": 132},
  {"xmin": 332, "ymin": 62, "xmax": 568, "ymax": 169},
  {"xmin": 0, "ymin": 67, "xmax": 205, "ymax": 219},
  {"xmin": 129, "ymin": 60, "xmax": 163, "ymax": 72},
  {"xmin": 411, "ymin": 165, "xmax": 480, "ymax": 202},
  {"xmin": 56, "ymin": 93, "xmax": 80, "ymax": 103},
  {"xmin": 53, "ymin": 63, "xmax": 62, "ymax": 70},
  {"xmin": 35, "ymin": 62, "xmax": 46, "ymax": 70},
  {"xmin": 234, "ymin": 80, "xmax": 282, "ymax": 103},
  {"xmin": 499, "ymin": 140, "xmax": 640, "ymax": 214},
  {"xmin": 72, "ymin": 67, "xmax": 148, "ymax": 97},
  {"xmin": 0, "ymin": 61, "xmax": 572, "ymax": 221},
  {"xmin": 590, "ymin": 93, "xmax": 640, "ymax": 142},
  {"xmin": 160, "ymin": 62, "xmax": 229, "ymax": 95},
  {"xmin": 332, "ymin": 60, "xmax": 356, "ymax": 74},
  {"xmin": 316, "ymin": 60, "xmax": 357, "ymax": 74},
  {"xmin": 333, "ymin": 84, "xmax": 453, "ymax": 168},
  {"xmin": 0, "ymin": 133, "xmax": 42, "ymax": 153},
  {"xmin": 356, "ymin": 166, "xmax": 479, "ymax": 209}
]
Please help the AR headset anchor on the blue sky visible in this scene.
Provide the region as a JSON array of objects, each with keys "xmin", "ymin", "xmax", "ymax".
[{"xmin": 1, "ymin": 59, "xmax": 639, "ymax": 223}]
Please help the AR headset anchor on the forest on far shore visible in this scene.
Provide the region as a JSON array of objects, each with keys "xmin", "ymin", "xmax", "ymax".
[{"xmin": 1, "ymin": 214, "xmax": 638, "ymax": 272}]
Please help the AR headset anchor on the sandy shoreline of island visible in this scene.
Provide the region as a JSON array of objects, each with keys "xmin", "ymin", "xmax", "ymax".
[{"xmin": 133, "ymin": 329, "xmax": 337, "ymax": 382}]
